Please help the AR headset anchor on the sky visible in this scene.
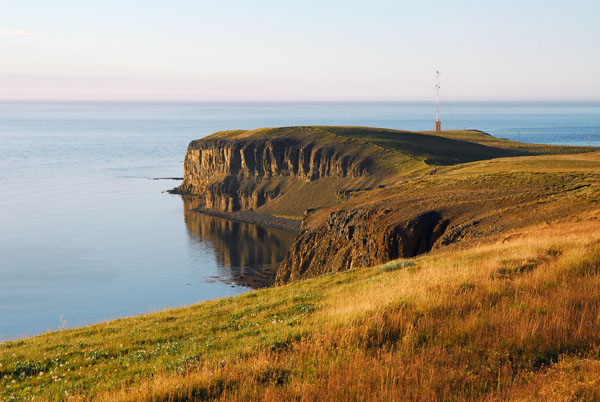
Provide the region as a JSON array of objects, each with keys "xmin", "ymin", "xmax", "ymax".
[{"xmin": 0, "ymin": 0, "xmax": 599, "ymax": 101}]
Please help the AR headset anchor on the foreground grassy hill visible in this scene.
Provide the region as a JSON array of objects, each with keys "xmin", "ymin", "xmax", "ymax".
[
  {"xmin": 2, "ymin": 128, "xmax": 600, "ymax": 401},
  {"xmin": 2, "ymin": 212, "xmax": 600, "ymax": 401}
]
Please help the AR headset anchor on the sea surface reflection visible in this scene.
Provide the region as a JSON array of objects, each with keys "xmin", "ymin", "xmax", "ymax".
[{"xmin": 182, "ymin": 197, "xmax": 298, "ymax": 288}]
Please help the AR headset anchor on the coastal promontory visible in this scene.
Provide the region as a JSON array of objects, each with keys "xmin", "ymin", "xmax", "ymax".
[{"xmin": 174, "ymin": 126, "xmax": 599, "ymax": 284}]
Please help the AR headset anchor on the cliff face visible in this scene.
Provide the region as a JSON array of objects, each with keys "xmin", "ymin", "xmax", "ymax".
[
  {"xmin": 178, "ymin": 136, "xmax": 376, "ymax": 212},
  {"xmin": 183, "ymin": 137, "xmax": 372, "ymax": 182},
  {"xmin": 276, "ymin": 208, "xmax": 450, "ymax": 284}
]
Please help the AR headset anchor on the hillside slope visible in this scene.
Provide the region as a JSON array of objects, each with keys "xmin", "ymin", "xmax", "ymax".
[
  {"xmin": 277, "ymin": 152, "xmax": 600, "ymax": 283},
  {"xmin": 3, "ymin": 211, "xmax": 600, "ymax": 401}
]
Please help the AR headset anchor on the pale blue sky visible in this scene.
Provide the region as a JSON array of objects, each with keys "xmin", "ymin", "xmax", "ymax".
[{"xmin": 0, "ymin": 0, "xmax": 598, "ymax": 100}]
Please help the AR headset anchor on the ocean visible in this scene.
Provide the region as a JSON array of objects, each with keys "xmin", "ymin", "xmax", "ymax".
[{"xmin": 1, "ymin": 100, "xmax": 599, "ymax": 340}]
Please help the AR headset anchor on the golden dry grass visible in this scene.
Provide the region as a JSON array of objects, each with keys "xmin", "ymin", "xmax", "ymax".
[{"xmin": 4, "ymin": 212, "xmax": 593, "ymax": 401}]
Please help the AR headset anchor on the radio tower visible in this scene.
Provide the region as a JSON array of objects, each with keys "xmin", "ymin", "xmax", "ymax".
[{"xmin": 435, "ymin": 70, "xmax": 441, "ymax": 131}]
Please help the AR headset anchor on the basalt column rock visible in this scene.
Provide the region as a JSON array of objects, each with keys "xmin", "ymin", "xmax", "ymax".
[
  {"xmin": 275, "ymin": 208, "xmax": 449, "ymax": 284},
  {"xmin": 176, "ymin": 136, "xmax": 374, "ymax": 212}
]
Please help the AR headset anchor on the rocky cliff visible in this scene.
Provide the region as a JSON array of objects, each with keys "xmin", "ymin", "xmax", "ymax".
[
  {"xmin": 276, "ymin": 208, "xmax": 450, "ymax": 284},
  {"xmin": 175, "ymin": 127, "xmax": 404, "ymax": 216}
]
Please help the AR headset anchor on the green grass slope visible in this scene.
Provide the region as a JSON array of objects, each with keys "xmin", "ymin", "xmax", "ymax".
[
  {"xmin": 204, "ymin": 126, "xmax": 596, "ymax": 169},
  {"xmin": 314, "ymin": 126, "xmax": 595, "ymax": 165}
]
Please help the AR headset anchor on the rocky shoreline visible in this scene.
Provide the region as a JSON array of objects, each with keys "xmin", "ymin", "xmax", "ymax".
[{"xmin": 192, "ymin": 206, "xmax": 301, "ymax": 232}]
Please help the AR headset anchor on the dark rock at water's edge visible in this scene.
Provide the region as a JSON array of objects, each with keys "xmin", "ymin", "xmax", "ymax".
[
  {"xmin": 152, "ymin": 177, "xmax": 184, "ymax": 180},
  {"xmin": 166, "ymin": 186, "xmax": 192, "ymax": 195},
  {"xmin": 192, "ymin": 207, "xmax": 301, "ymax": 232}
]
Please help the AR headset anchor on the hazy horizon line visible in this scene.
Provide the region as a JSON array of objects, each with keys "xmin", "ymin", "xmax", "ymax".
[{"xmin": 1, "ymin": 98, "xmax": 599, "ymax": 103}]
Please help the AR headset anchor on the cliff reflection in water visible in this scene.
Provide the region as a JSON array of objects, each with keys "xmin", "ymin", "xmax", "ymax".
[{"xmin": 182, "ymin": 196, "xmax": 298, "ymax": 288}]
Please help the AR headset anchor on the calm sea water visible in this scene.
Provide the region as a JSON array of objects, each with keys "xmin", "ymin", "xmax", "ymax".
[{"xmin": 1, "ymin": 101, "xmax": 599, "ymax": 340}]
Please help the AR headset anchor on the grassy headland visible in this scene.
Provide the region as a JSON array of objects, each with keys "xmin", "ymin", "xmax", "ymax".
[
  {"xmin": 2, "ymin": 128, "xmax": 600, "ymax": 401},
  {"xmin": 180, "ymin": 126, "xmax": 595, "ymax": 219}
]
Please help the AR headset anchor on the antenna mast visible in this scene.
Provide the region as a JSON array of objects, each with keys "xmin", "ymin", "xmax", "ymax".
[{"xmin": 435, "ymin": 70, "xmax": 441, "ymax": 131}]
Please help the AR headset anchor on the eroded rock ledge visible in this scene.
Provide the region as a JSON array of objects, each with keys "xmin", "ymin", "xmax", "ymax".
[{"xmin": 176, "ymin": 136, "xmax": 375, "ymax": 212}]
